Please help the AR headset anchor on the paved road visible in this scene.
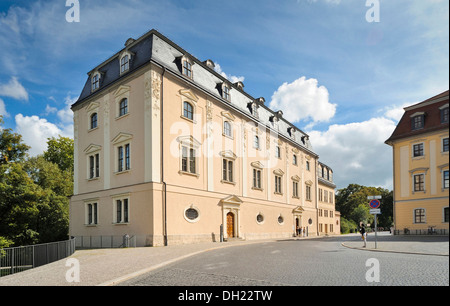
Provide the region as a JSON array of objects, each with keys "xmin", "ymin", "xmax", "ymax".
[{"xmin": 119, "ymin": 234, "xmax": 449, "ymax": 286}]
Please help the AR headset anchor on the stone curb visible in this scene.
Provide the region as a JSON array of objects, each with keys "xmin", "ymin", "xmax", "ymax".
[{"xmin": 341, "ymin": 242, "xmax": 449, "ymax": 257}]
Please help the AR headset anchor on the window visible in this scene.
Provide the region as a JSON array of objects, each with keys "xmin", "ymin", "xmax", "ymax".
[
  {"xmin": 414, "ymin": 208, "xmax": 426, "ymax": 224},
  {"xmin": 253, "ymin": 136, "xmax": 260, "ymax": 149},
  {"xmin": 444, "ymin": 207, "xmax": 449, "ymax": 223},
  {"xmin": 293, "ymin": 181, "xmax": 299, "ymax": 198},
  {"xmin": 89, "ymin": 153, "xmax": 100, "ymax": 179},
  {"xmin": 256, "ymin": 213, "xmax": 264, "ymax": 224},
  {"xmin": 119, "ymin": 98, "xmax": 128, "ymax": 117},
  {"xmin": 275, "ymin": 146, "xmax": 281, "ymax": 159},
  {"xmin": 253, "ymin": 169, "xmax": 262, "ymax": 189},
  {"xmin": 293, "ymin": 154, "xmax": 297, "ymax": 165},
  {"xmin": 223, "ymin": 121, "xmax": 232, "ymax": 138},
  {"xmin": 324, "ymin": 190, "xmax": 328, "ymax": 203},
  {"xmin": 222, "ymin": 159, "xmax": 234, "ymax": 183},
  {"xmin": 319, "ymin": 188, "xmax": 323, "ymax": 202},
  {"xmin": 252, "ymin": 103, "xmax": 259, "ymax": 119},
  {"xmin": 441, "ymin": 107, "xmax": 449, "ymax": 124},
  {"xmin": 115, "ymin": 198, "xmax": 129, "ymax": 224},
  {"xmin": 184, "ymin": 207, "xmax": 200, "ymax": 222},
  {"xmin": 443, "ymin": 138, "xmax": 449, "ymax": 153},
  {"xmin": 92, "ymin": 73, "xmax": 100, "ymax": 91},
  {"xmin": 413, "ymin": 143, "xmax": 424, "ymax": 157},
  {"xmin": 275, "ymin": 175, "xmax": 282, "ymax": 194},
  {"xmin": 117, "ymin": 144, "xmax": 130, "ymax": 172},
  {"xmin": 414, "ymin": 174, "xmax": 425, "ymax": 192},
  {"xmin": 223, "ymin": 85, "xmax": 230, "ymax": 101},
  {"xmin": 444, "ymin": 170, "xmax": 449, "ymax": 189},
  {"xmin": 306, "ymin": 184, "xmax": 312, "ymax": 201},
  {"xmin": 183, "ymin": 60, "xmax": 192, "ymax": 78},
  {"xmin": 411, "ymin": 115, "xmax": 424, "ymax": 130},
  {"xmin": 86, "ymin": 203, "xmax": 98, "ymax": 225},
  {"xmin": 183, "ymin": 102, "xmax": 194, "ymax": 120},
  {"xmin": 278, "ymin": 215, "xmax": 284, "ymax": 225},
  {"xmin": 306, "ymin": 161, "xmax": 310, "ymax": 171},
  {"xmin": 181, "ymin": 146, "xmax": 196, "ymax": 174},
  {"xmin": 90, "ymin": 113, "xmax": 98, "ymax": 130},
  {"xmin": 329, "ymin": 191, "xmax": 334, "ymax": 204},
  {"xmin": 120, "ymin": 55, "xmax": 130, "ymax": 73}
]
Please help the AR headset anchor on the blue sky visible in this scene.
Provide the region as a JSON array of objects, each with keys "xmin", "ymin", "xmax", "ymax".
[{"xmin": 0, "ymin": 0, "xmax": 448, "ymax": 189}]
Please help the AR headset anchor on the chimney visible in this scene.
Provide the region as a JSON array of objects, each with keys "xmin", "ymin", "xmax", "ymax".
[{"xmin": 203, "ymin": 59, "xmax": 215, "ymax": 69}]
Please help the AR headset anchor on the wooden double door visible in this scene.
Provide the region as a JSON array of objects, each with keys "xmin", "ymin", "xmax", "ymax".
[{"xmin": 226, "ymin": 212, "xmax": 235, "ymax": 238}]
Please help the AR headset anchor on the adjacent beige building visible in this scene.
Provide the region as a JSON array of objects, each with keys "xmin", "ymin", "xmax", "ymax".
[
  {"xmin": 70, "ymin": 29, "xmax": 340, "ymax": 247},
  {"xmin": 385, "ymin": 90, "xmax": 449, "ymax": 235}
]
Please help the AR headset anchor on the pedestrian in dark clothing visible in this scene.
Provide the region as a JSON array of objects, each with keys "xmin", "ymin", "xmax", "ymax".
[{"xmin": 360, "ymin": 224, "xmax": 367, "ymax": 248}]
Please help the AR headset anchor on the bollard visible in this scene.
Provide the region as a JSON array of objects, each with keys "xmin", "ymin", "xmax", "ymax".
[
  {"xmin": 220, "ymin": 224, "xmax": 224, "ymax": 242},
  {"xmin": 123, "ymin": 234, "xmax": 130, "ymax": 248}
]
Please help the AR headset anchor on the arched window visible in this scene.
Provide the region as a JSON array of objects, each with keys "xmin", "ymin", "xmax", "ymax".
[
  {"xmin": 223, "ymin": 121, "xmax": 232, "ymax": 137},
  {"xmin": 119, "ymin": 98, "xmax": 128, "ymax": 117},
  {"xmin": 183, "ymin": 101, "xmax": 194, "ymax": 120},
  {"xmin": 120, "ymin": 55, "xmax": 130, "ymax": 73},
  {"xmin": 253, "ymin": 135, "xmax": 260, "ymax": 149},
  {"xmin": 90, "ymin": 113, "xmax": 98, "ymax": 129}
]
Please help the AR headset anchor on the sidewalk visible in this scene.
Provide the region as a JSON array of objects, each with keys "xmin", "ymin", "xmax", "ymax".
[{"xmin": 341, "ymin": 232, "xmax": 449, "ymax": 256}]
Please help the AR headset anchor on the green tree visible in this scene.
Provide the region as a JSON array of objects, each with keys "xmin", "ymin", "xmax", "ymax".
[
  {"xmin": 44, "ymin": 136, "xmax": 74, "ymax": 173},
  {"xmin": 0, "ymin": 116, "xmax": 30, "ymax": 165}
]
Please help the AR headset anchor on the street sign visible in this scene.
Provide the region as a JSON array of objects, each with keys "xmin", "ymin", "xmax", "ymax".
[
  {"xmin": 370, "ymin": 209, "xmax": 381, "ymax": 215},
  {"xmin": 369, "ymin": 199, "xmax": 381, "ymax": 209},
  {"xmin": 367, "ymin": 195, "xmax": 382, "ymax": 200}
]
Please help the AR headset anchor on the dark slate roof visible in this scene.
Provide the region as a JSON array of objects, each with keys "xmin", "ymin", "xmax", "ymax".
[
  {"xmin": 385, "ymin": 90, "xmax": 449, "ymax": 144},
  {"xmin": 72, "ymin": 29, "xmax": 316, "ymax": 154}
]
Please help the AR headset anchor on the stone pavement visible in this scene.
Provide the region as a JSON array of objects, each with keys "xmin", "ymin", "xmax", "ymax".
[{"xmin": 0, "ymin": 233, "xmax": 447, "ymax": 286}]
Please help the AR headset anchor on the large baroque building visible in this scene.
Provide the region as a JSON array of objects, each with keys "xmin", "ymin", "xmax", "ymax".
[
  {"xmin": 385, "ymin": 90, "xmax": 449, "ymax": 235},
  {"xmin": 69, "ymin": 29, "xmax": 340, "ymax": 247}
]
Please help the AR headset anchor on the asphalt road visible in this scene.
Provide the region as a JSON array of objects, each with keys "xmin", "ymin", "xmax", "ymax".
[{"xmin": 119, "ymin": 235, "xmax": 449, "ymax": 286}]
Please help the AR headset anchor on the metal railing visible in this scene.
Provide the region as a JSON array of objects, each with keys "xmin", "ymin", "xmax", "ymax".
[
  {"xmin": 73, "ymin": 235, "xmax": 136, "ymax": 249},
  {"xmin": 394, "ymin": 228, "xmax": 449, "ymax": 235},
  {"xmin": 0, "ymin": 237, "xmax": 76, "ymax": 278}
]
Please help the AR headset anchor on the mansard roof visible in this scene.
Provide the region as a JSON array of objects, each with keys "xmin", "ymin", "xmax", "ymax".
[{"xmin": 72, "ymin": 29, "xmax": 316, "ymax": 154}]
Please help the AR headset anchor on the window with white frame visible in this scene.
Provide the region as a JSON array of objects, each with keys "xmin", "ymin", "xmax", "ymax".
[
  {"xmin": 183, "ymin": 101, "xmax": 194, "ymax": 121},
  {"xmin": 414, "ymin": 174, "xmax": 425, "ymax": 192},
  {"xmin": 222, "ymin": 159, "xmax": 234, "ymax": 183},
  {"xmin": 120, "ymin": 54, "xmax": 130, "ymax": 74},
  {"xmin": 92, "ymin": 73, "xmax": 100, "ymax": 92},
  {"xmin": 306, "ymin": 184, "xmax": 312, "ymax": 201},
  {"xmin": 413, "ymin": 143, "xmax": 424, "ymax": 157},
  {"xmin": 119, "ymin": 98, "xmax": 128, "ymax": 117},
  {"xmin": 181, "ymin": 146, "xmax": 196, "ymax": 174},
  {"xmin": 253, "ymin": 168, "xmax": 262, "ymax": 189},
  {"xmin": 443, "ymin": 170, "xmax": 449, "ymax": 189},
  {"xmin": 443, "ymin": 137, "xmax": 449, "ymax": 153},
  {"xmin": 114, "ymin": 197, "xmax": 129, "ymax": 224},
  {"xmin": 90, "ymin": 113, "xmax": 98, "ymax": 130},
  {"xmin": 117, "ymin": 144, "xmax": 130, "ymax": 173},
  {"xmin": 223, "ymin": 84, "xmax": 230, "ymax": 101},
  {"xmin": 88, "ymin": 153, "xmax": 100, "ymax": 179},
  {"xmin": 293, "ymin": 154, "xmax": 297, "ymax": 165},
  {"xmin": 85, "ymin": 202, "xmax": 98, "ymax": 225},
  {"xmin": 223, "ymin": 121, "xmax": 232, "ymax": 138},
  {"xmin": 183, "ymin": 60, "xmax": 192, "ymax": 78},
  {"xmin": 414, "ymin": 208, "xmax": 426, "ymax": 224},
  {"xmin": 274, "ymin": 175, "xmax": 282, "ymax": 194},
  {"xmin": 292, "ymin": 180, "xmax": 299, "ymax": 198},
  {"xmin": 253, "ymin": 135, "xmax": 260, "ymax": 150},
  {"xmin": 275, "ymin": 146, "xmax": 281, "ymax": 159}
]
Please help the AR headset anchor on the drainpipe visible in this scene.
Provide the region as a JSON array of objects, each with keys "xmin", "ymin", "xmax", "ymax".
[{"xmin": 161, "ymin": 67, "xmax": 168, "ymax": 246}]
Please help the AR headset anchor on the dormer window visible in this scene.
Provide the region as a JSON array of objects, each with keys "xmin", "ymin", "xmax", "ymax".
[
  {"xmin": 92, "ymin": 73, "xmax": 100, "ymax": 92},
  {"xmin": 183, "ymin": 60, "xmax": 192, "ymax": 78},
  {"xmin": 223, "ymin": 84, "xmax": 230, "ymax": 101},
  {"xmin": 440, "ymin": 105, "xmax": 449, "ymax": 123},
  {"xmin": 411, "ymin": 112, "xmax": 425, "ymax": 130},
  {"xmin": 120, "ymin": 55, "xmax": 130, "ymax": 74}
]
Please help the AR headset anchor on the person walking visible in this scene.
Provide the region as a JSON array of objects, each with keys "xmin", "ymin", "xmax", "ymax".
[{"xmin": 360, "ymin": 224, "xmax": 367, "ymax": 248}]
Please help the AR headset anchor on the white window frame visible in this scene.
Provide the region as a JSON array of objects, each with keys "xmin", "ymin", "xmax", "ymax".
[
  {"xmin": 91, "ymin": 72, "xmax": 100, "ymax": 92},
  {"xmin": 113, "ymin": 194, "xmax": 130, "ymax": 225},
  {"xmin": 84, "ymin": 200, "xmax": 99, "ymax": 226}
]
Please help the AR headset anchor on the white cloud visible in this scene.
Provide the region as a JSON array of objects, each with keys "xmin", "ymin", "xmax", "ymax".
[
  {"xmin": 0, "ymin": 77, "xmax": 29, "ymax": 101},
  {"xmin": 269, "ymin": 77, "xmax": 337, "ymax": 124},
  {"xmin": 15, "ymin": 114, "xmax": 73, "ymax": 157},
  {"xmin": 382, "ymin": 102, "xmax": 412, "ymax": 122},
  {"xmin": 57, "ymin": 95, "xmax": 77, "ymax": 124},
  {"xmin": 308, "ymin": 117, "xmax": 397, "ymax": 190},
  {"xmin": 214, "ymin": 62, "xmax": 245, "ymax": 84},
  {"xmin": 0, "ymin": 99, "xmax": 9, "ymax": 118}
]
